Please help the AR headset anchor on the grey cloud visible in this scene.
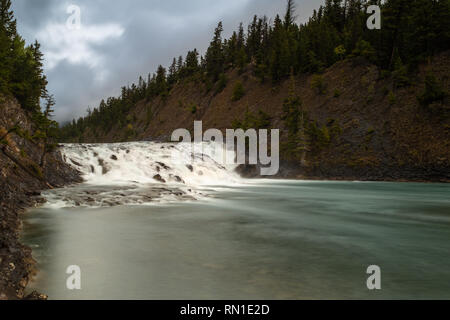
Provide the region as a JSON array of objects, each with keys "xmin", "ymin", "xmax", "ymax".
[{"xmin": 12, "ymin": 0, "xmax": 321, "ymax": 122}]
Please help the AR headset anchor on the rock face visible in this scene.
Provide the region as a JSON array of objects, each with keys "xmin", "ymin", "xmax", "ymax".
[{"xmin": 0, "ymin": 97, "xmax": 82, "ymax": 300}]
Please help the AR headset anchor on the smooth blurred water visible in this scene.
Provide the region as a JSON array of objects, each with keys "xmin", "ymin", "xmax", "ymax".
[{"xmin": 23, "ymin": 180, "xmax": 450, "ymax": 300}]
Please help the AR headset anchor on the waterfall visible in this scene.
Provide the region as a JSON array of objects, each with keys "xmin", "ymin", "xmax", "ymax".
[{"xmin": 43, "ymin": 142, "xmax": 242, "ymax": 208}]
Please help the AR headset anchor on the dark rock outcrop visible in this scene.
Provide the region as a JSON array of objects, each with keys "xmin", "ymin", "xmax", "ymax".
[{"xmin": 0, "ymin": 97, "xmax": 82, "ymax": 300}]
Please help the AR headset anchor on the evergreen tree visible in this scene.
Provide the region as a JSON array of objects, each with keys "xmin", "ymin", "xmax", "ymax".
[
  {"xmin": 185, "ymin": 49, "xmax": 199, "ymax": 75},
  {"xmin": 43, "ymin": 94, "xmax": 55, "ymax": 118},
  {"xmin": 0, "ymin": 0, "xmax": 15, "ymax": 94},
  {"xmin": 155, "ymin": 65, "xmax": 167, "ymax": 96},
  {"xmin": 205, "ymin": 22, "xmax": 224, "ymax": 81},
  {"xmin": 284, "ymin": 0, "xmax": 297, "ymax": 27},
  {"xmin": 167, "ymin": 58, "xmax": 177, "ymax": 86}
]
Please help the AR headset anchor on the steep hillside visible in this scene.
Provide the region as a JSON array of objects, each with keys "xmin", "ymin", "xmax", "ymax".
[
  {"xmin": 59, "ymin": 0, "xmax": 450, "ymax": 182},
  {"xmin": 63, "ymin": 52, "xmax": 450, "ymax": 182},
  {"xmin": 0, "ymin": 97, "xmax": 81, "ymax": 300}
]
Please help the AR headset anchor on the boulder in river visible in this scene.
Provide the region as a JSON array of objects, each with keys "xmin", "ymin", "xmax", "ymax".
[{"xmin": 153, "ymin": 174, "xmax": 166, "ymax": 183}]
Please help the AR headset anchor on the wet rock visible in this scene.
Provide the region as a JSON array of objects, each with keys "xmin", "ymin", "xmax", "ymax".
[
  {"xmin": 170, "ymin": 175, "xmax": 185, "ymax": 184},
  {"xmin": 156, "ymin": 162, "xmax": 170, "ymax": 170},
  {"xmin": 153, "ymin": 174, "xmax": 166, "ymax": 183},
  {"xmin": 25, "ymin": 190, "xmax": 41, "ymax": 196},
  {"xmin": 98, "ymin": 159, "xmax": 110, "ymax": 175},
  {"xmin": 70, "ymin": 159, "xmax": 82, "ymax": 167},
  {"xmin": 24, "ymin": 291, "xmax": 48, "ymax": 300}
]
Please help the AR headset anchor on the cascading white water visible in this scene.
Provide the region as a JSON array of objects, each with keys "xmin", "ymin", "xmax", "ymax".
[
  {"xmin": 43, "ymin": 142, "xmax": 242, "ymax": 208},
  {"xmin": 61, "ymin": 142, "xmax": 240, "ymax": 186}
]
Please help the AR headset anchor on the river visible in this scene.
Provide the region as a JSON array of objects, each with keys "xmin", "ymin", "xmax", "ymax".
[{"xmin": 22, "ymin": 143, "xmax": 450, "ymax": 299}]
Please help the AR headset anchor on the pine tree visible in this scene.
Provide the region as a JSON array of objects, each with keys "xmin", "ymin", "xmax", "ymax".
[
  {"xmin": 205, "ymin": 22, "xmax": 224, "ymax": 81},
  {"xmin": 382, "ymin": 0, "xmax": 409, "ymax": 69},
  {"xmin": 185, "ymin": 49, "xmax": 199, "ymax": 75},
  {"xmin": 0, "ymin": 0, "xmax": 16, "ymax": 94},
  {"xmin": 44, "ymin": 94, "xmax": 55, "ymax": 118},
  {"xmin": 155, "ymin": 65, "xmax": 167, "ymax": 96},
  {"xmin": 176, "ymin": 56, "xmax": 183, "ymax": 72},
  {"xmin": 284, "ymin": 0, "xmax": 297, "ymax": 27},
  {"xmin": 167, "ymin": 58, "xmax": 177, "ymax": 85}
]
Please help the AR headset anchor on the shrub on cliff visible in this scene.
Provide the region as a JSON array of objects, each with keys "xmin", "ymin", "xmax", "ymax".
[
  {"xmin": 311, "ymin": 75, "xmax": 326, "ymax": 95},
  {"xmin": 232, "ymin": 81, "xmax": 245, "ymax": 101},
  {"xmin": 214, "ymin": 73, "xmax": 228, "ymax": 95},
  {"xmin": 417, "ymin": 74, "xmax": 447, "ymax": 113}
]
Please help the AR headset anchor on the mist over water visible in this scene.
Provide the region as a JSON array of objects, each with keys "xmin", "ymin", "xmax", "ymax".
[{"xmin": 22, "ymin": 143, "xmax": 450, "ymax": 299}]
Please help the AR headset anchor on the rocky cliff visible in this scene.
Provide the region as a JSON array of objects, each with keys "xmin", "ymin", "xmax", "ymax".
[{"xmin": 0, "ymin": 97, "xmax": 81, "ymax": 300}]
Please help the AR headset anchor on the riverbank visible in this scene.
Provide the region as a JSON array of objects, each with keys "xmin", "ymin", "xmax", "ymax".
[
  {"xmin": 0, "ymin": 97, "xmax": 82, "ymax": 300},
  {"xmin": 0, "ymin": 149, "xmax": 81, "ymax": 300},
  {"xmin": 236, "ymin": 161, "xmax": 450, "ymax": 183}
]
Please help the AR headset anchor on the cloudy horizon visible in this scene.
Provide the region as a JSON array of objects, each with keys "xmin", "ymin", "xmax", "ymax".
[{"xmin": 12, "ymin": 0, "xmax": 319, "ymax": 123}]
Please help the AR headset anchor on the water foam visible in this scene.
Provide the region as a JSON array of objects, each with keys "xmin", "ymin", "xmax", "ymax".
[{"xmin": 44, "ymin": 142, "xmax": 242, "ymax": 208}]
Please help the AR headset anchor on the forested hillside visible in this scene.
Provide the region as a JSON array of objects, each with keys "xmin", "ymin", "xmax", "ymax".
[{"xmin": 59, "ymin": 0, "xmax": 450, "ymax": 181}]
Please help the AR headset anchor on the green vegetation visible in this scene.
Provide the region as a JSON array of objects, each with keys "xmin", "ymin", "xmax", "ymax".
[
  {"xmin": 311, "ymin": 74, "xmax": 327, "ymax": 95},
  {"xmin": 334, "ymin": 45, "xmax": 346, "ymax": 60},
  {"xmin": 125, "ymin": 124, "xmax": 136, "ymax": 140},
  {"xmin": 388, "ymin": 91, "xmax": 396, "ymax": 105},
  {"xmin": 0, "ymin": 0, "xmax": 48, "ymax": 113},
  {"xmin": 189, "ymin": 104, "xmax": 198, "ymax": 114},
  {"xmin": 392, "ymin": 58, "xmax": 411, "ymax": 88},
  {"xmin": 232, "ymin": 109, "xmax": 271, "ymax": 130},
  {"xmin": 351, "ymin": 40, "xmax": 376, "ymax": 61},
  {"xmin": 0, "ymin": 0, "xmax": 53, "ymax": 115},
  {"xmin": 232, "ymin": 81, "xmax": 245, "ymax": 101},
  {"xmin": 214, "ymin": 73, "xmax": 228, "ymax": 95},
  {"xmin": 417, "ymin": 74, "xmax": 447, "ymax": 112},
  {"xmin": 0, "ymin": 0, "xmax": 58, "ymax": 166}
]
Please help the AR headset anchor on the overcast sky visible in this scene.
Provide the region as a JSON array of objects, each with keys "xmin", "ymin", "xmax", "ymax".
[{"xmin": 12, "ymin": 0, "xmax": 320, "ymax": 123}]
